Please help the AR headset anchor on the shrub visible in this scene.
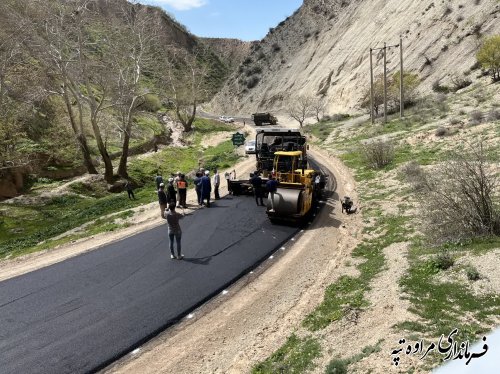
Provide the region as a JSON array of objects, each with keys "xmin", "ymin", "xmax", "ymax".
[
  {"xmin": 449, "ymin": 117, "xmax": 461, "ymax": 125},
  {"xmin": 243, "ymin": 57, "xmax": 252, "ymax": 65},
  {"xmin": 330, "ymin": 113, "xmax": 350, "ymax": 121},
  {"xmin": 432, "ymin": 80, "xmax": 450, "ymax": 93},
  {"xmin": 435, "ymin": 126, "xmax": 449, "ymax": 136},
  {"xmin": 433, "ymin": 250, "xmax": 454, "ymax": 270},
  {"xmin": 465, "ymin": 265, "xmax": 480, "ymax": 281},
  {"xmin": 272, "ymin": 43, "xmax": 281, "ymax": 52},
  {"xmin": 361, "ymin": 140, "xmax": 395, "ymax": 169},
  {"xmin": 487, "ymin": 109, "xmax": 500, "ymax": 121},
  {"xmin": 246, "ymin": 75, "xmax": 260, "ymax": 89},
  {"xmin": 469, "ymin": 110, "xmax": 483, "ymax": 124},
  {"xmin": 417, "ymin": 140, "xmax": 500, "ymax": 244},
  {"xmin": 325, "ymin": 359, "xmax": 348, "ymax": 374},
  {"xmin": 139, "ymin": 94, "xmax": 162, "ymax": 112},
  {"xmin": 450, "ymin": 75, "xmax": 472, "ymax": 91},
  {"xmin": 401, "ymin": 161, "xmax": 427, "ymax": 191}
]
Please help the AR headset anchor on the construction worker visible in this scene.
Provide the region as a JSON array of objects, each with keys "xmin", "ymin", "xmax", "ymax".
[
  {"xmin": 165, "ymin": 203, "xmax": 184, "ymax": 260},
  {"xmin": 166, "ymin": 178, "xmax": 177, "ymax": 206},
  {"xmin": 177, "ymin": 174, "xmax": 188, "ymax": 208},
  {"xmin": 225, "ymin": 171, "xmax": 232, "ymax": 194},
  {"xmin": 194, "ymin": 171, "xmax": 203, "ymax": 206},
  {"xmin": 200, "ymin": 170, "xmax": 211, "ymax": 207},
  {"xmin": 250, "ymin": 171, "xmax": 264, "ymax": 206},
  {"xmin": 155, "ymin": 172, "xmax": 163, "ymax": 190},
  {"xmin": 158, "ymin": 183, "xmax": 168, "ymax": 218},
  {"xmin": 266, "ymin": 174, "xmax": 278, "ymax": 212},
  {"xmin": 213, "ymin": 169, "xmax": 220, "ymax": 200}
]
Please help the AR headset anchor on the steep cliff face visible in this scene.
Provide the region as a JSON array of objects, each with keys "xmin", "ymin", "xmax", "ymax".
[
  {"xmin": 201, "ymin": 38, "xmax": 254, "ymax": 72},
  {"xmin": 211, "ymin": 0, "xmax": 500, "ymax": 116}
]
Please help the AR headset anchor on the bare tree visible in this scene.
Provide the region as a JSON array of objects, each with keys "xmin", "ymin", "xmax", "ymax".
[
  {"xmin": 163, "ymin": 48, "xmax": 209, "ymax": 132},
  {"xmin": 0, "ymin": 0, "xmax": 46, "ymax": 170},
  {"xmin": 32, "ymin": 0, "xmax": 117, "ymax": 182},
  {"xmin": 289, "ymin": 95, "xmax": 314, "ymax": 127},
  {"xmin": 311, "ymin": 97, "xmax": 327, "ymax": 122},
  {"xmin": 110, "ymin": 2, "xmax": 161, "ymax": 177},
  {"xmin": 29, "ymin": 0, "xmax": 100, "ymax": 174}
]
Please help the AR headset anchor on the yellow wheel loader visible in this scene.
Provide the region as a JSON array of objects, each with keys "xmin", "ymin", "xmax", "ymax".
[{"xmin": 266, "ymin": 150, "xmax": 323, "ymax": 223}]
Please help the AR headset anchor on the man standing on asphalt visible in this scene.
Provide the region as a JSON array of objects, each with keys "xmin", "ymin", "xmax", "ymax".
[
  {"xmin": 194, "ymin": 171, "xmax": 203, "ymax": 206},
  {"xmin": 213, "ymin": 169, "xmax": 220, "ymax": 200},
  {"xmin": 250, "ymin": 171, "xmax": 264, "ymax": 206},
  {"xmin": 166, "ymin": 177, "xmax": 177, "ymax": 206},
  {"xmin": 177, "ymin": 174, "xmax": 188, "ymax": 208},
  {"xmin": 200, "ymin": 170, "xmax": 212, "ymax": 207},
  {"xmin": 174, "ymin": 171, "xmax": 181, "ymax": 206},
  {"xmin": 165, "ymin": 203, "xmax": 184, "ymax": 260},
  {"xmin": 158, "ymin": 183, "xmax": 168, "ymax": 218},
  {"xmin": 266, "ymin": 174, "xmax": 278, "ymax": 212},
  {"xmin": 155, "ymin": 172, "xmax": 163, "ymax": 190},
  {"xmin": 225, "ymin": 171, "xmax": 231, "ymax": 195}
]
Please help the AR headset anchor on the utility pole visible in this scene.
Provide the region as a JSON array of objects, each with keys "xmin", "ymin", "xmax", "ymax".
[
  {"xmin": 383, "ymin": 42, "xmax": 387, "ymax": 124},
  {"xmin": 370, "ymin": 42, "xmax": 401, "ymax": 124},
  {"xmin": 370, "ymin": 48, "xmax": 374, "ymax": 125},
  {"xmin": 399, "ymin": 36, "xmax": 404, "ymax": 119}
]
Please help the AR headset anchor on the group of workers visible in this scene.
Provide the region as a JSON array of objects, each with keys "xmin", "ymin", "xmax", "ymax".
[
  {"xmin": 249, "ymin": 171, "xmax": 278, "ymax": 211},
  {"xmin": 156, "ymin": 168, "xmax": 232, "ymax": 260}
]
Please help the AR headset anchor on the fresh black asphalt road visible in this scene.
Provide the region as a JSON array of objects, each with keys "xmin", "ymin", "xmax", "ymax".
[{"xmin": 0, "ymin": 195, "xmax": 299, "ymax": 374}]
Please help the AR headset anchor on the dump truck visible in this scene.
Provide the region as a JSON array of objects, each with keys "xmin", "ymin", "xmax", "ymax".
[
  {"xmin": 251, "ymin": 112, "xmax": 278, "ymax": 126},
  {"xmin": 266, "ymin": 150, "xmax": 324, "ymax": 223},
  {"xmin": 255, "ymin": 127, "xmax": 307, "ymax": 172},
  {"xmin": 229, "ymin": 128, "xmax": 308, "ymax": 195}
]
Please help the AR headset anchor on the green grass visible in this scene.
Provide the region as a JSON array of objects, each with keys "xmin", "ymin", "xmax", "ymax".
[
  {"xmin": 135, "ymin": 115, "xmax": 164, "ymax": 135},
  {"xmin": 252, "ymin": 334, "xmax": 321, "ymax": 374},
  {"xmin": 0, "ymin": 125, "xmax": 242, "ymax": 259},
  {"xmin": 303, "ymin": 215, "xmax": 411, "ymax": 331},
  {"xmin": 0, "ymin": 192, "xmax": 150, "ymax": 259},
  {"xmin": 399, "ymin": 241, "xmax": 500, "ymax": 341},
  {"xmin": 325, "ymin": 340, "xmax": 383, "ymax": 374}
]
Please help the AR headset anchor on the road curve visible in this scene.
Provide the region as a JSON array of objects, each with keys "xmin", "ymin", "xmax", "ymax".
[
  {"xmin": 0, "ymin": 196, "xmax": 298, "ymax": 374},
  {"xmin": 0, "ymin": 155, "xmax": 333, "ymax": 374}
]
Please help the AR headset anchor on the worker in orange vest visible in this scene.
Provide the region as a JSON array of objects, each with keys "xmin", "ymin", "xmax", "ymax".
[{"xmin": 177, "ymin": 174, "xmax": 188, "ymax": 208}]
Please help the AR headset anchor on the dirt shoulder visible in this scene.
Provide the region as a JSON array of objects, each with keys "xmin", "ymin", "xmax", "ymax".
[{"xmin": 103, "ymin": 144, "xmax": 362, "ymax": 374}]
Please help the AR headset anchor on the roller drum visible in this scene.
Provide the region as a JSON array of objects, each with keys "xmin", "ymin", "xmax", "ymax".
[{"xmin": 267, "ymin": 188, "xmax": 302, "ymax": 215}]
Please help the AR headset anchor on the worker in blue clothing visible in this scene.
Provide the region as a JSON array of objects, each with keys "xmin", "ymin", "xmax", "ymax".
[
  {"xmin": 250, "ymin": 171, "xmax": 264, "ymax": 206},
  {"xmin": 200, "ymin": 170, "xmax": 212, "ymax": 207},
  {"xmin": 155, "ymin": 172, "xmax": 163, "ymax": 190},
  {"xmin": 266, "ymin": 174, "xmax": 278, "ymax": 212},
  {"xmin": 193, "ymin": 171, "xmax": 203, "ymax": 206}
]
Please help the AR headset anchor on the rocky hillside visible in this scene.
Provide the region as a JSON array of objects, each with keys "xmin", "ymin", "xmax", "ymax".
[
  {"xmin": 210, "ymin": 0, "xmax": 500, "ymax": 116},
  {"xmin": 0, "ymin": 0, "xmax": 241, "ymax": 198},
  {"xmin": 201, "ymin": 37, "xmax": 254, "ymax": 72}
]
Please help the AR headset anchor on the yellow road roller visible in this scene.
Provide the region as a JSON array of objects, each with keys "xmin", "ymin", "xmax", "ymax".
[{"xmin": 266, "ymin": 150, "xmax": 322, "ymax": 223}]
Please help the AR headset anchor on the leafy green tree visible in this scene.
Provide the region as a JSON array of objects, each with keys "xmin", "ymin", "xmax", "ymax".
[{"xmin": 476, "ymin": 35, "xmax": 500, "ymax": 81}]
